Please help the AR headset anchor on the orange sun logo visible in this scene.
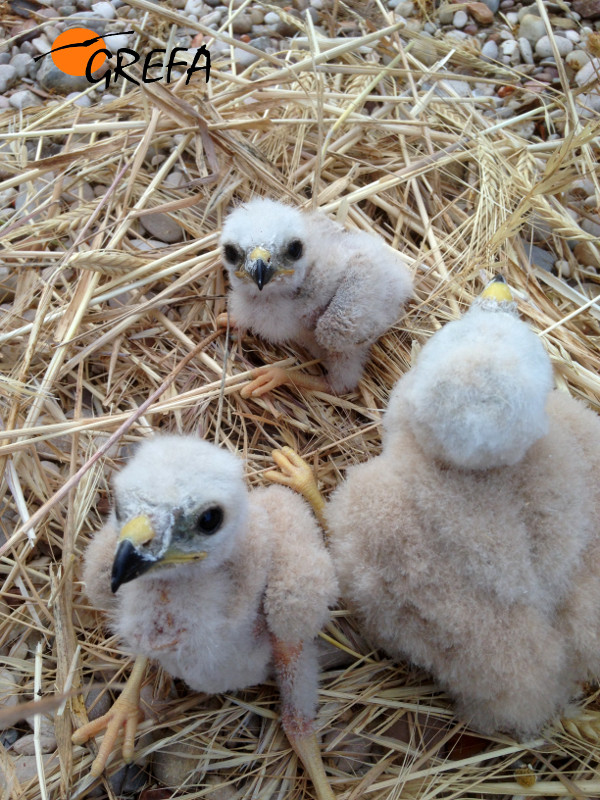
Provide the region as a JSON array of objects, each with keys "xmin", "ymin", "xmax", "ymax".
[{"xmin": 49, "ymin": 27, "xmax": 108, "ymax": 76}]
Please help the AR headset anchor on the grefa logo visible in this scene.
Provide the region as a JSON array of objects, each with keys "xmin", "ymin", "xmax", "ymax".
[{"xmin": 34, "ymin": 27, "xmax": 211, "ymax": 87}]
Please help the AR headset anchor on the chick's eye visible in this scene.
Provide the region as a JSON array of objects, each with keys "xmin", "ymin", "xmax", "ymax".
[
  {"xmin": 287, "ymin": 239, "xmax": 303, "ymax": 260},
  {"xmin": 196, "ymin": 506, "xmax": 223, "ymax": 535},
  {"xmin": 223, "ymin": 244, "xmax": 242, "ymax": 265}
]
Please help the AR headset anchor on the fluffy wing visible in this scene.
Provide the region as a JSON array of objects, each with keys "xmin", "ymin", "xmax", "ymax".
[
  {"xmin": 254, "ymin": 485, "xmax": 338, "ymax": 642},
  {"xmin": 81, "ymin": 517, "xmax": 119, "ymax": 613}
]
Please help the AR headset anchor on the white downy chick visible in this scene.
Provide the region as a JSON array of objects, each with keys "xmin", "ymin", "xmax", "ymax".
[
  {"xmin": 219, "ymin": 198, "xmax": 413, "ymax": 396},
  {"xmin": 73, "ymin": 435, "xmax": 338, "ymax": 800},
  {"xmin": 326, "ymin": 277, "xmax": 600, "ymax": 738}
]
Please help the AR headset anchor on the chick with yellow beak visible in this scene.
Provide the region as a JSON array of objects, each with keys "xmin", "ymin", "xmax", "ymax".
[{"xmin": 73, "ymin": 435, "xmax": 338, "ymax": 800}]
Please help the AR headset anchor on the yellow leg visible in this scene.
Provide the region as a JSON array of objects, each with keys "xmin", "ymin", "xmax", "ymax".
[
  {"xmin": 271, "ymin": 638, "xmax": 335, "ymax": 800},
  {"xmin": 216, "ymin": 312, "xmax": 238, "ymax": 330},
  {"xmin": 72, "ymin": 655, "xmax": 148, "ymax": 777},
  {"xmin": 264, "ymin": 447, "xmax": 328, "ymax": 535},
  {"xmin": 241, "ymin": 366, "xmax": 329, "ymax": 399},
  {"xmin": 557, "ymin": 709, "xmax": 600, "ymax": 742}
]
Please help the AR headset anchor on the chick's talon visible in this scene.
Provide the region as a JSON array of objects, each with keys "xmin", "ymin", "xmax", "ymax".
[
  {"xmin": 72, "ymin": 655, "xmax": 147, "ymax": 777},
  {"xmin": 241, "ymin": 366, "xmax": 290, "ymax": 398},
  {"xmin": 266, "ymin": 448, "xmax": 328, "ymax": 533},
  {"xmin": 215, "ymin": 312, "xmax": 240, "ymax": 331}
]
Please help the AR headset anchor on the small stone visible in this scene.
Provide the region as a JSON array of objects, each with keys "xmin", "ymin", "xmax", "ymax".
[
  {"xmin": 566, "ymin": 49, "xmax": 590, "ymax": 70},
  {"xmin": 0, "ymin": 755, "xmax": 54, "ymax": 790},
  {"xmin": 62, "ymin": 11, "xmax": 107, "ymax": 32},
  {"xmin": 250, "ymin": 8, "xmax": 264, "ymax": 24},
  {"xmin": 453, "ymin": 9, "xmax": 468, "ymax": 27},
  {"xmin": 438, "ymin": 4, "xmax": 455, "ymax": 24},
  {"xmin": 231, "ymin": 13, "xmax": 252, "ymax": 34},
  {"xmin": 535, "ymin": 34, "xmax": 573, "ymax": 58},
  {"xmin": 9, "ymin": 90, "xmax": 40, "ymax": 109},
  {"xmin": 412, "ymin": 36, "xmax": 438, "ymax": 65},
  {"xmin": 466, "ymin": 2, "xmax": 494, "ymax": 24},
  {"xmin": 0, "ymin": 64, "xmax": 17, "ymax": 93},
  {"xmin": 518, "ymin": 13, "xmax": 546, "ymax": 44},
  {"xmin": 234, "ymin": 47, "xmax": 259, "ymax": 68},
  {"xmin": 30, "ymin": 36, "xmax": 51, "ymax": 55},
  {"xmin": 9, "ymin": 53, "xmax": 34, "ymax": 79},
  {"xmin": 555, "ymin": 259, "xmax": 571, "ymax": 277},
  {"xmin": 104, "ymin": 32, "xmax": 130, "ymax": 51},
  {"xmin": 481, "ymin": 39, "xmax": 499, "ymax": 59},
  {"xmin": 0, "ymin": 670, "xmax": 18, "ymax": 710},
  {"xmin": 575, "ymin": 58, "xmax": 600, "ymax": 86},
  {"xmin": 164, "ymin": 170, "xmax": 186, "ymax": 188},
  {"xmin": 139, "ymin": 213, "xmax": 184, "ymax": 243},
  {"xmin": 502, "ymin": 38, "xmax": 519, "ymax": 56},
  {"xmin": 0, "ymin": 54, "xmax": 9, "ymax": 66},
  {"xmin": 91, "ymin": 0, "xmax": 116, "ymax": 17},
  {"xmin": 505, "ymin": 11, "xmax": 519, "ymax": 24},
  {"xmin": 264, "ymin": 11, "xmax": 280, "ymax": 24},
  {"xmin": 582, "ymin": 217, "xmax": 600, "ymax": 238},
  {"xmin": 574, "ymin": 241, "xmax": 600, "ymax": 268},
  {"xmin": 479, "ymin": 0, "xmax": 500, "ymax": 10},
  {"xmin": 518, "ymin": 36, "xmax": 534, "ymax": 63},
  {"xmin": 528, "ymin": 244, "xmax": 556, "ymax": 272},
  {"xmin": 37, "ymin": 58, "xmax": 91, "ymax": 92},
  {"xmin": 12, "ymin": 730, "xmax": 57, "ymax": 755},
  {"xmin": 565, "ymin": 29, "xmax": 581, "ymax": 42},
  {"xmin": 572, "ymin": 0, "xmax": 600, "ymax": 19},
  {"xmin": 65, "ymin": 91, "xmax": 92, "ymax": 107}
]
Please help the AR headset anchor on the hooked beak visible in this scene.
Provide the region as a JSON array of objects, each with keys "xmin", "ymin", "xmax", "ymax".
[
  {"xmin": 111, "ymin": 515, "xmax": 156, "ymax": 593},
  {"xmin": 248, "ymin": 246, "xmax": 275, "ymax": 291},
  {"xmin": 110, "ymin": 514, "xmax": 209, "ymax": 594}
]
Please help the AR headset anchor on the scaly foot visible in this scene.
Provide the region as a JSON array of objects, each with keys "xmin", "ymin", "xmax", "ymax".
[
  {"xmin": 265, "ymin": 447, "xmax": 328, "ymax": 534},
  {"xmin": 215, "ymin": 312, "xmax": 238, "ymax": 330},
  {"xmin": 72, "ymin": 655, "xmax": 148, "ymax": 777},
  {"xmin": 241, "ymin": 366, "xmax": 329, "ymax": 399}
]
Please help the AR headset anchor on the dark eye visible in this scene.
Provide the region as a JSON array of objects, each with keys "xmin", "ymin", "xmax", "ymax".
[
  {"xmin": 223, "ymin": 244, "xmax": 242, "ymax": 265},
  {"xmin": 287, "ymin": 239, "xmax": 303, "ymax": 260},
  {"xmin": 196, "ymin": 506, "xmax": 223, "ymax": 535}
]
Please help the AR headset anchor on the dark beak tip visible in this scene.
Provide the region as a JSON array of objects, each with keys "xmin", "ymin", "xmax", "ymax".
[{"xmin": 111, "ymin": 539, "xmax": 154, "ymax": 594}]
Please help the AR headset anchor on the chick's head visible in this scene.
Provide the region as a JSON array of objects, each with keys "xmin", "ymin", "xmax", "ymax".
[
  {"xmin": 110, "ymin": 436, "xmax": 248, "ymax": 593},
  {"xmin": 386, "ymin": 306, "xmax": 553, "ymax": 470},
  {"xmin": 220, "ymin": 199, "xmax": 309, "ymax": 293}
]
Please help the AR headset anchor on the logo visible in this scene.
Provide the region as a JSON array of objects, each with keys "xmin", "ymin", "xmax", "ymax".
[{"xmin": 34, "ymin": 27, "xmax": 211, "ymax": 88}]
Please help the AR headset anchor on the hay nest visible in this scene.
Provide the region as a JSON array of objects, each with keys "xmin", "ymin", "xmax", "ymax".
[{"xmin": 1, "ymin": 0, "xmax": 600, "ymax": 797}]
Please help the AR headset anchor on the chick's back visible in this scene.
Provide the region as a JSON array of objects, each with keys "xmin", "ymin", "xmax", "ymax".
[{"xmin": 327, "ymin": 390, "xmax": 600, "ymax": 737}]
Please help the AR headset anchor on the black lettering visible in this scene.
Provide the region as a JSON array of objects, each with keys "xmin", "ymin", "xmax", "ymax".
[
  {"xmin": 114, "ymin": 48, "xmax": 140, "ymax": 86},
  {"xmin": 86, "ymin": 48, "xmax": 111, "ymax": 89},
  {"xmin": 185, "ymin": 45, "xmax": 211, "ymax": 86},
  {"xmin": 165, "ymin": 47, "xmax": 189, "ymax": 84},
  {"xmin": 142, "ymin": 48, "xmax": 166, "ymax": 84}
]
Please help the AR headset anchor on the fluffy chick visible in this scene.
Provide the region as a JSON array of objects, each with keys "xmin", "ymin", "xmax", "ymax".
[
  {"xmin": 219, "ymin": 198, "xmax": 413, "ymax": 396},
  {"xmin": 303, "ymin": 279, "xmax": 600, "ymax": 738},
  {"xmin": 73, "ymin": 435, "xmax": 338, "ymax": 799}
]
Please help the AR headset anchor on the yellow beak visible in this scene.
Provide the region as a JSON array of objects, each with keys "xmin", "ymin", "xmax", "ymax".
[{"xmin": 118, "ymin": 514, "xmax": 155, "ymax": 546}]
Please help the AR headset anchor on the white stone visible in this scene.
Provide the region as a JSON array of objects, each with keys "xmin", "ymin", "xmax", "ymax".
[
  {"xmin": 10, "ymin": 53, "xmax": 34, "ymax": 79},
  {"xmin": 0, "ymin": 64, "xmax": 17, "ymax": 93},
  {"xmin": 566, "ymin": 49, "xmax": 590, "ymax": 71},
  {"xmin": 92, "ymin": 1, "xmax": 116, "ymax": 18},
  {"xmin": 481, "ymin": 39, "xmax": 498, "ymax": 59},
  {"xmin": 535, "ymin": 34, "xmax": 573, "ymax": 58},
  {"xmin": 105, "ymin": 32, "xmax": 130, "ymax": 51},
  {"xmin": 565, "ymin": 29, "xmax": 580, "ymax": 43},
  {"xmin": 505, "ymin": 11, "xmax": 519, "ymax": 24},
  {"xmin": 264, "ymin": 11, "xmax": 280, "ymax": 24},
  {"xmin": 9, "ymin": 90, "xmax": 40, "ymax": 109},
  {"xmin": 575, "ymin": 59, "xmax": 600, "ymax": 87},
  {"xmin": 65, "ymin": 91, "xmax": 92, "ymax": 107},
  {"xmin": 453, "ymin": 9, "xmax": 468, "ymax": 27},
  {"xmin": 518, "ymin": 13, "xmax": 546, "ymax": 44},
  {"xmin": 518, "ymin": 36, "xmax": 534, "ymax": 64}
]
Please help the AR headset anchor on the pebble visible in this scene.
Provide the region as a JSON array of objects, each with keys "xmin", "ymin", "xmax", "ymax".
[
  {"xmin": 91, "ymin": 0, "xmax": 116, "ymax": 18},
  {"xmin": 574, "ymin": 241, "xmax": 600, "ymax": 268},
  {"xmin": 231, "ymin": 14, "xmax": 252, "ymax": 34},
  {"xmin": 481, "ymin": 39, "xmax": 499, "ymax": 59},
  {"xmin": 10, "ymin": 53, "xmax": 35, "ymax": 79},
  {"xmin": 453, "ymin": 10, "xmax": 468, "ymax": 28},
  {"xmin": 555, "ymin": 259, "xmax": 571, "ymax": 277},
  {"xmin": 480, "ymin": 0, "xmax": 500, "ymax": 11},
  {"xmin": 566, "ymin": 49, "xmax": 590, "ymax": 70},
  {"xmin": 535, "ymin": 34, "xmax": 573, "ymax": 58},
  {"xmin": 572, "ymin": 0, "xmax": 600, "ymax": 19},
  {"xmin": 581, "ymin": 217, "xmax": 600, "ymax": 238},
  {"xmin": 9, "ymin": 90, "xmax": 40, "ymax": 109},
  {"xmin": 518, "ymin": 13, "xmax": 546, "ymax": 44},
  {"xmin": 153, "ymin": 740, "xmax": 201, "ymax": 786},
  {"xmin": 467, "ymin": 2, "xmax": 495, "ymax": 24},
  {"xmin": 0, "ymin": 755, "xmax": 54, "ymax": 791},
  {"xmin": 0, "ymin": 65, "xmax": 17, "ymax": 93},
  {"xmin": 518, "ymin": 36, "xmax": 534, "ymax": 63},
  {"xmin": 528, "ymin": 244, "xmax": 556, "ymax": 271},
  {"xmin": 0, "ymin": 670, "xmax": 18, "ymax": 710},
  {"xmin": 264, "ymin": 11, "xmax": 280, "ymax": 25},
  {"xmin": 575, "ymin": 58, "xmax": 600, "ymax": 86},
  {"xmin": 37, "ymin": 58, "xmax": 91, "ymax": 93},
  {"xmin": 65, "ymin": 91, "xmax": 92, "ymax": 107}
]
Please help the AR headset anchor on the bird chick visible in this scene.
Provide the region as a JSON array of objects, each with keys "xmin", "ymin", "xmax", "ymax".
[
  {"xmin": 72, "ymin": 435, "xmax": 338, "ymax": 800},
  {"xmin": 218, "ymin": 198, "xmax": 413, "ymax": 397},
  {"xmin": 275, "ymin": 278, "xmax": 600, "ymax": 739}
]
